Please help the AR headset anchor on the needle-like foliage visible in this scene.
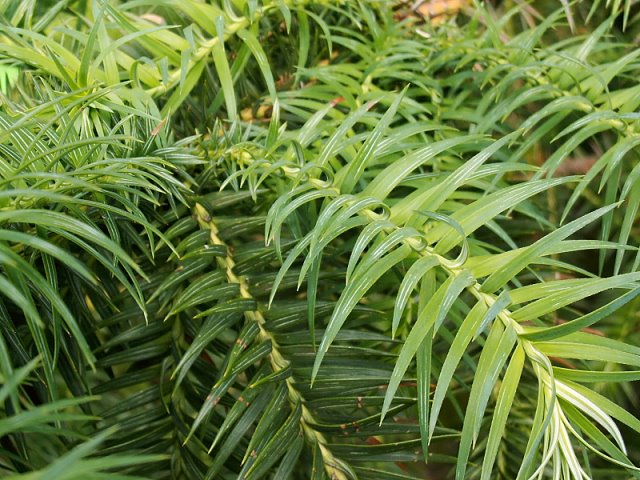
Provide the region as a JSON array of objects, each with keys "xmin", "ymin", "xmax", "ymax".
[{"xmin": 1, "ymin": 1, "xmax": 639, "ymax": 479}]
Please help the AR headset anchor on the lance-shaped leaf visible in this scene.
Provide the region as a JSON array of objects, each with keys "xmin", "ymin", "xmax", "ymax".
[
  {"xmin": 481, "ymin": 344, "xmax": 525, "ymax": 480},
  {"xmin": 313, "ymin": 245, "xmax": 412, "ymax": 382},
  {"xmin": 455, "ymin": 321, "xmax": 517, "ymax": 480},
  {"xmin": 382, "ymin": 270, "xmax": 475, "ymax": 421},
  {"xmin": 392, "ymin": 255, "xmax": 440, "ymax": 337},
  {"xmin": 481, "ymin": 203, "xmax": 618, "ymax": 293}
]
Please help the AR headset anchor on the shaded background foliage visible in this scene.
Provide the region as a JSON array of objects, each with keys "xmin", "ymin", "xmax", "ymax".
[{"xmin": 0, "ymin": 1, "xmax": 640, "ymax": 479}]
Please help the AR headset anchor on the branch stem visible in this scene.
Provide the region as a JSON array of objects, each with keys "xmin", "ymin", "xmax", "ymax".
[{"xmin": 194, "ymin": 203, "xmax": 350, "ymax": 480}]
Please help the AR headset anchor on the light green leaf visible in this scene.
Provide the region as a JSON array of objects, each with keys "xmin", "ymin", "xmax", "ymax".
[
  {"xmin": 382, "ymin": 270, "xmax": 475, "ymax": 421},
  {"xmin": 481, "ymin": 203, "xmax": 618, "ymax": 293},
  {"xmin": 392, "ymin": 255, "xmax": 440, "ymax": 337},
  {"xmin": 481, "ymin": 344, "xmax": 525, "ymax": 480},
  {"xmin": 313, "ymin": 245, "xmax": 412, "ymax": 382}
]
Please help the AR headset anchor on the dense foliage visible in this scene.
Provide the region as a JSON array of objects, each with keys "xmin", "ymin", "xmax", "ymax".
[{"xmin": 1, "ymin": 1, "xmax": 640, "ymax": 478}]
